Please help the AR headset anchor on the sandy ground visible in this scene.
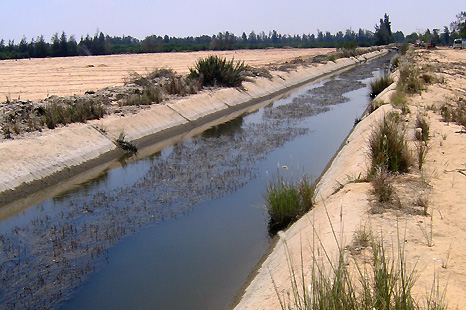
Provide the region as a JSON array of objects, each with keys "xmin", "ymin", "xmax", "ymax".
[
  {"xmin": 0, "ymin": 48, "xmax": 333, "ymax": 101},
  {"xmin": 1, "ymin": 47, "xmax": 464, "ymax": 308},
  {"xmin": 234, "ymin": 48, "xmax": 466, "ymax": 309}
]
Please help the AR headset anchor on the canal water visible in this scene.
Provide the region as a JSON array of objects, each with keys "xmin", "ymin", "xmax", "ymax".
[{"xmin": 0, "ymin": 54, "xmax": 392, "ymax": 309}]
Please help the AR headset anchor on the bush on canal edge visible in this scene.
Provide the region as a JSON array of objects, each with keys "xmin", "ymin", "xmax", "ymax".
[
  {"xmin": 370, "ymin": 72, "xmax": 393, "ymax": 98},
  {"xmin": 188, "ymin": 55, "xmax": 248, "ymax": 88},
  {"xmin": 264, "ymin": 166, "xmax": 316, "ymax": 233},
  {"xmin": 368, "ymin": 111, "xmax": 411, "ymax": 175}
]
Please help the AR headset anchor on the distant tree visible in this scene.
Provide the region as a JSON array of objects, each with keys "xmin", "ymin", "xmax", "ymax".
[
  {"xmin": 248, "ymin": 31, "xmax": 257, "ymax": 44},
  {"xmin": 432, "ymin": 29, "xmax": 441, "ymax": 46},
  {"xmin": 317, "ymin": 30, "xmax": 324, "ymax": 42},
  {"xmin": 392, "ymin": 31, "xmax": 405, "ymax": 43},
  {"xmin": 451, "ymin": 11, "xmax": 466, "ymax": 38},
  {"xmin": 441, "ymin": 26, "xmax": 451, "ymax": 45},
  {"xmin": 336, "ymin": 31, "xmax": 344, "ymax": 42},
  {"xmin": 405, "ymin": 32, "xmax": 419, "ymax": 44},
  {"xmin": 241, "ymin": 32, "xmax": 247, "ymax": 43},
  {"xmin": 344, "ymin": 29, "xmax": 356, "ymax": 42},
  {"xmin": 68, "ymin": 35, "xmax": 79, "ymax": 56},
  {"xmin": 141, "ymin": 35, "xmax": 156, "ymax": 53},
  {"xmin": 19, "ymin": 36, "xmax": 29, "ymax": 56},
  {"xmin": 51, "ymin": 33, "xmax": 60, "ymax": 56},
  {"xmin": 421, "ymin": 29, "xmax": 432, "ymax": 44},
  {"xmin": 271, "ymin": 30, "xmax": 279, "ymax": 44},
  {"xmin": 59, "ymin": 31, "xmax": 68, "ymax": 56},
  {"xmin": 374, "ymin": 13, "xmax": 392, "ymax": 45},
  {"xmin": 34, "ymin": 35, "xmax": 48, "ymax": 57}
]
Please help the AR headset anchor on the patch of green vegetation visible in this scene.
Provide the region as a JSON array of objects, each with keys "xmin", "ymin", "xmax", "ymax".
[
  {"xmin": 121, "ymin": 85, "xmax": 162, "ymax": 106},
  {"xmin": 274, "ymin": 213, "xmax": 447, "ymax": 310},
  {"xmin": 370, "ymin": 73, "xmax": 394, "ymax": 98},
  {"xmin": 115, "ymin": 132, "xmax": 138, "ymax": 153},
  {"xmin": 369, "ymin": 111, "xmax": 411, "ymax": 174},
  {"xmin": 188, "ymin": 55, "xmax": 248, "ymax": 87},
  {"xmin": 398, "ymin": 57, "xmax": 422, "ymax": 95},
  {"xmin": 264, "ymin": 168, "xmax": 315, "ymax": 232},
  {"xmin": 44, "ymin": 99, "xmax": 106, "ymax": 129}
]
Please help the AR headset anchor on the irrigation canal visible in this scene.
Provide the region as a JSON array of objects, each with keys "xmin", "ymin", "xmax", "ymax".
[{"xmin": 0, "ymin": 53, "xmax": 393, "ymax": 309}]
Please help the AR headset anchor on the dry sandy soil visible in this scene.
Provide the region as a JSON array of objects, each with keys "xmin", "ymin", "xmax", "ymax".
[
  {"xmin": 1, "ymin": 47, "xmax": 465, "ymax": 309},
  {"xmin": 234, "ymin": 48, "xmax": 466, "ymax": 310},
  {"xmin": 0, "ymin": 48, "xmax": 333, "ymax": 101}
]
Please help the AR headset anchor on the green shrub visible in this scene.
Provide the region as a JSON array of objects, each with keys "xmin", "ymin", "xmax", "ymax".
[
  {"xmin": 368, "ymin": 100, "xmax": 389, "ymax": 114},
  {"xmin": 369, "ymin": 112, "xmax": 411, "ymax": 174},
  {"xmin": 390, "ymin": 90, "xmax": 409, "ymax": 111},
  {"xmin": 264, "ymin": 170, "xmax": 315, "ymax": 231},
  {"xmin": 188, "ymin": 55, "xmax": 247, "ymax": 87},
  {"xmin": 44, "ymin": 99, "xmax": 105, "ymax": 129},
  {"xmin": 116, "ymin": 132, "xmax": 137, "ymax": 153},
  {"xmin": 122, "ymin": 85, "xmax": 162, "ymax": 106},
  {"xmin": 370, "ymin": 73, "xmax": 394, "ymax": 98},
  {"xmin": 398, "ymin": 59, "xmax": 422, "ymax": 95}
]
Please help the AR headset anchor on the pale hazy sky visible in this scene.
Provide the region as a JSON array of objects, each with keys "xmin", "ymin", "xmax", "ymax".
[{"xmin": 1, "ymin": 0, "xmax": 464, "ymax": 43}]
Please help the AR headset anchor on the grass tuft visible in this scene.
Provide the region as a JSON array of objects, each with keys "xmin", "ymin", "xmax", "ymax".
[
  {"xmin": 115, "ymin": 132, "xmax": 138, "ymax": 153},
  {"xmin": 398, "ymin": 57, "xmax": 422, "ymax": 95},
  {"xmin": 370, "ymin": 72, "xmax": 394, "ymax": 98},
  {"xmin": 273, "ymin": 208, "xmax": 443, "ymax": 310},
  {"xmin": 188, "ymin": 55, "xmax": 247, "ymax": 88},
  {"xmin": 368, "ymin": 112, "xmax": 412, "ymax": 174},
  {"xmin": 44, "ymin": 99, "xmax": 105, "ymax": 129},
  {"xmin": 371, "ymin": 166, "xmax": 394, "ymax": 203},
  {"xmin": 264, "ymin": 168, "xmax": 315, "ymax": 232},
  {"xmin": 122, "ymin": 85, "xmax": 162, "ymax": 106}
]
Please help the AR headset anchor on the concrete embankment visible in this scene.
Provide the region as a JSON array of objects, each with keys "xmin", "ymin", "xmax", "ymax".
[
  {"xmin": 232, "ymin": 63, "xmax": 396, "ymax": 310},
  {"xmin": 0, "ymin": 50, "xmax": 387, "ymax": 206}
]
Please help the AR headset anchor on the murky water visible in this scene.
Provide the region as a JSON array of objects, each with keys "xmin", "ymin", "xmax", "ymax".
[{"xmin": 0, "ymin": 54, "xmax": 392, "ymax": 309}]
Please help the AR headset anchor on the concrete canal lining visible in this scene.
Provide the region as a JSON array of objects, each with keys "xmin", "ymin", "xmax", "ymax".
[{"xmin": 0, "ymin": 50, "xmax": 387, "ymax": 205}]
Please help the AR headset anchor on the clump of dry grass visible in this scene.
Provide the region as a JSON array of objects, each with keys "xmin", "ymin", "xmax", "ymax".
[
  {"xmin": 368, "ymin": 111, "xmax": 411, "ymax": 174},
  {"xmin": 273, "ymin": 211, "xmax": 446, "ymax": 310}
]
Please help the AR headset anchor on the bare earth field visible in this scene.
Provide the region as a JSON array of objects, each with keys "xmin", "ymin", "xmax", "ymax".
[{"xmin": 0, "ymin": 48, "xmax": 333, "ymax": 101}]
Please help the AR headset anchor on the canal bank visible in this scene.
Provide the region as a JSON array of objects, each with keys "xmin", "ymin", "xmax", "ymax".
[
  {"xmin": 0, "ymin": 51, "xmax": 396, "ymax": 309},
  {"xmin": 0, "ymin": 50, "xmax": 387, "ymax": 206}
]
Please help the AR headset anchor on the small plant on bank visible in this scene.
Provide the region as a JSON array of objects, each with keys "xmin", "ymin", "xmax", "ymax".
[
  {"xmin": 368, "ymin": 111, "xmax": 411, "ymax": 174},
  {"xmin": 371, "ymin": 166, "xmax": 394, "ymax": 203},
  {"xmin": 390, "ymin": 90, "xmax": 411, "ymax": 115},
  {"xmin": 398, "ymin": 57, "xmax": 422, "ymax": 95},
  {"xmin": 415, "ymin": 114, "xmax": 430, "ymax": 143},
  {"xmin": 368, "ymin": 100, "xmax": 389, "ymax": 114},
  {"xmin": 115, "ymin": 132, "xmax": 138, "ymax": 153},
  {"xmin": 44, "ymin": 99, "xmax": 106, "ymax": 129},
  {"xmin": 370, "ymin": 72, "xmax": 394, "ymax": 98},
  {"xmin": 122, "ymin": 85, "xmax": 162, "ymax": 106},
  {"xmin": 164, "ymin": 75, "xmax": 201, "ymax": 96},
  {"xmin": 188, "ymin": 55, "xmax": 248, "ymax": 88},
  {"xmin": 264, "ymin": 168, "xmax": 315, "ymax": 232},
  {"xmin": 274, "ymin": 213, "xmax": 442, "ymax": 310}
]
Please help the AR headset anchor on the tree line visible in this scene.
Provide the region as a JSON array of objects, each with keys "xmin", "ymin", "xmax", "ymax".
[
  {"xmin": 0, "ymin": 28, "xmax": 377, "ymax": 60},
  {"xmin": 1, "ymin": 12, "xmax": 465, "ymax": 60}
]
